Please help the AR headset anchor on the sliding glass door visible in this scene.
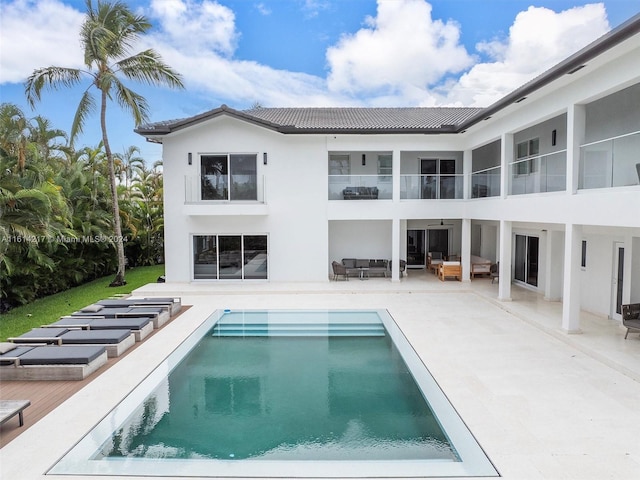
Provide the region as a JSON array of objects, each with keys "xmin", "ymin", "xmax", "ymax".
[
  {"xmin": 514, "ymin": 234, "xmax": 538, "ymax": 287},
  {"xmin": 193, "ymin": 234, "xmax": 267, "ymax": 280}
]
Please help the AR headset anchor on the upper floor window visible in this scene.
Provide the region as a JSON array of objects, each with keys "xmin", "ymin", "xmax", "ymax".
[
  {"xmin": 201, "ymin": 154, "xmax": 257, "ymax": 201},
  {"xmin": 377, "ymin": 154, "xmax": 392, "ymax": 181},
  {"xmin": 329, "ymin": 154, "xmax": 350, "ymax": 182},
  {"xmin": 515, "ymin": 138, "xmax": 539, "ymax": 175}
]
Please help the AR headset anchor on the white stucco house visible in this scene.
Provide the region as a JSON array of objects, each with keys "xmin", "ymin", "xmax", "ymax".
[{"xmin": 136, "ymin": 13, "xmax": 640, "ymax": 333}]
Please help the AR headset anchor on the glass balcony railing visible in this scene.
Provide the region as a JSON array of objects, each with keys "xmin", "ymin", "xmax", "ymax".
[
  {"xmin": 328, "ymin": 175, "xmax": 392, "ymax": 200},
  {"xmin": 579, "ymin": 131, "xmax": 640, "ymax": 189},
  {"xmin": 400, "ymin": 174, "xmax": 463, "ymax": 199},
  {"xmin": 509, "ymin": 150, "xmax": 566, "ymax": 195},
  {"xmin": 185, "ymin": 175, "xmax": 265, "ymax": 203},
  {"xmin": 470, "ymin": 166, "xmax": 501, "ymax": 198}
]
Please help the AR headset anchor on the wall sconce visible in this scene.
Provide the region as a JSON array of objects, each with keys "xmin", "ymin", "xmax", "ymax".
[
  {"xmin": 362, "ymin": 154, "xmax": 366, "ymax": 166},
  {"xmin": 551, "ymin": 129, "xmax": 557, "ymax": 146},
  {"xmin": 263, "ymin": 152, "xmax": 268, "ymax": 165},
  {"xmin": 188, "ymin": 152, "xmax": 192, "ymax": 165}
]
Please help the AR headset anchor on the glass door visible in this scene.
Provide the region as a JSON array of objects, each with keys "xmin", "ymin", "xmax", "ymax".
[
  {"xmin": 611, "ymin": 243, "xmax": 624, "ymax": 320},
  {"xmin": 428, "ymin": 229, "xmax": 449, "ymax": 259},
  {"xmin": 406, "ymin": 230, "xmax": 425, "ymax": 268},
  {"xmin": 514, "ymin": 234, "xmax": 539, "ymax": 287}
]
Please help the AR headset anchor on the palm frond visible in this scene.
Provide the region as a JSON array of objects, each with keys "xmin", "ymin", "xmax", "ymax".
[
  {"xmin": 116, "ymin": 50, "xmax": 184, "ymax": 89},
  {"xmin": 25, "ymin": 67, "xmax": 82, "ymax": 108},
  {"xmin": 70, "ymin": 90, "xmax": 97, "ymax": 147}
]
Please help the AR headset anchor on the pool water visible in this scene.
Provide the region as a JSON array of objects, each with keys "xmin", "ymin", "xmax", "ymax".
[{"xmin": 51, "ymin": 310, "xmax": 497, "ymax": 478}]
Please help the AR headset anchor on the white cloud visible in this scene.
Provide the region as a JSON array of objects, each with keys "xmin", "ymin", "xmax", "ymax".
[
  {"xmin": 255, "ymin": 3, "xmax": 272, "ymax": 16},
  {"xmin": 0, "ymin": 0, "xmax": 615, "ymax": 111},
  {"xmin": 440, "ymin": 4, "xmax": 610, "ymax": 106},
  {"xmin": 325, "ymin": 0, "xmax": 474, "ymax": 102},
  {"xmin": 0, "ymin": 0, "xmax": 83, "ymax": 83},
  {"xmin": 149, "ymin": 0, "xmax": 238, "ymax": 56}
]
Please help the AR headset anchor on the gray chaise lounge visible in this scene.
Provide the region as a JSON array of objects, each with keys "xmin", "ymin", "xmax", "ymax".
[
  {"xmin": 96, "ymin": 297, "xmax": 182, "ymax": 316},
  {"xmin": 72, "ymin": 306, "xmax": 170, "ymax": 328},
  {"xmin": 9, "ymin": 327, "xmax": 134, "ymax": 358},
  {"xmin": 0, "ymin": 343, "xmax": 107, "ymax": 381},
  {"xmin": 49, "ymin": 316, "xmax": 153, "ymax": 342}
]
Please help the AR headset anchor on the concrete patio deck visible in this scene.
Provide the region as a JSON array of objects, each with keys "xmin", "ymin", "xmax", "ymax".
[{"xmin": 1, "ymin": 271, "xmax": 639, "ymax": 479}]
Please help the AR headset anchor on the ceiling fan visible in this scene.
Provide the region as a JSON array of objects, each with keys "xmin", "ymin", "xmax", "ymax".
[{"xmin": 427, "ymin": 219, "xmax": 454, "ymax": 227}]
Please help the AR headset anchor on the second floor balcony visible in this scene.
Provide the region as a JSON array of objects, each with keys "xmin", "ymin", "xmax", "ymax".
[
  {"xmin": 470, "ymin": 166, "xmax": 501, "ymax": 198},
  {"xmin": 185, "ymin": 175, "xmax": 265, "ymax": 204},
  {"xmin": 400, "ymin": 174, "xmax": 464, "ymax": 200},
  {"xmin": 329, "ymin": 175, "xmax": 393, "ymax": 200},
  {"xmin": 579, "ymin": 131, "xmax": 640, "ymax": 189},
  {"xmin": 509, "ymin": 150, "xmax": 566, "ymax": 195}
]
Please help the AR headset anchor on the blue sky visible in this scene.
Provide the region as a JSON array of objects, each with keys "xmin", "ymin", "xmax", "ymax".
[{"xmin": 1, "ymin": 0, "xmax": 639, "ymax": 164}]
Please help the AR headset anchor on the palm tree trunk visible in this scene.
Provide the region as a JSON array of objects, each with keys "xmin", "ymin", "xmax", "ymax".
[{"xmin": 100, "ymin": 89, "xmax": 127, "ymax": 286}]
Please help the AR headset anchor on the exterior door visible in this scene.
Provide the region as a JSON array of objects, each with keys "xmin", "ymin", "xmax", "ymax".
[
  {"xmin": 514, "ymin": 234, "xmax": 539, "ymax": 287},
  {"xmin": 407, "ymin": 230, "xmax": 425, "ymax": 268},
  {"xmin": 428, "ymin": 229, "xmax": 449, "ymax": 259},
  {"xmin": 611, "ymin": 242, "xmax": 624, "ymax": 321}
]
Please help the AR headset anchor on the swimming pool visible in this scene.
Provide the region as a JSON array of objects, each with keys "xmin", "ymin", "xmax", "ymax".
[{"xmin": 50, "ymin": 309, "xmax": 497, "ymax": 478}]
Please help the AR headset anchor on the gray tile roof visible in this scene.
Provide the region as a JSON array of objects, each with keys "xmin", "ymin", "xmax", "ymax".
[
  {"xmin": 135, "ymin": 105, "xmax": 483, "ymax": 136},
  {"xmin": 242, "ymin": 107, "xmax": 483, "ymax": 131}
]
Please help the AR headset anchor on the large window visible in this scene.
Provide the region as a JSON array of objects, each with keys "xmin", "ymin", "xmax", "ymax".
[
  {"xmin": 201, "ymin": 154, "xmax": 257, "ymax": 201},
  {"xmin": 377, "ymin": 154, "xmax": 392, "ymax": 181},
  {"xmin": 193, "ymin": 234, "xmax": 267, "ymax": 280},
  {"xmin": 515, "ymin": 138, "xmax": 539, "ymax": 175}
]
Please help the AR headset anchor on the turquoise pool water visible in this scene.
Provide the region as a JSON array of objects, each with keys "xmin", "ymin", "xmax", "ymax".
[{"xmin": 51, "ymin": 310, "xmax": 497, "ymax": 478}]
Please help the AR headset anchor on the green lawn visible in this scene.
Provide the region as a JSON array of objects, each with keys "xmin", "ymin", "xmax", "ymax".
[{"xmin": 0, "ymin": 265, "xmax": 165, "ymax": 341}]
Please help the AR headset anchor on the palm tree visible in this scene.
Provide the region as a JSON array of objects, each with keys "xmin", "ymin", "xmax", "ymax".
[{"xmin": 25, "ymin": 0, "xmax": 183, "ymax": 286}]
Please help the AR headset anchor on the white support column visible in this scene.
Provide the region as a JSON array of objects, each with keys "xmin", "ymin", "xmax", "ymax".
[
  {"xmin": 544, "ymin": 230, "xmax": 564, "ymax": 301},
  {"xmin": 567, "ymin": 104, "xmax": 586, "ymax": 194},
  {"xmin": 498, "ymin": 220, "xmax": 512, "ymax": 301},
  {"xmin": 392, "ymin": 149, "xmax": 401, "ymax": 203},
  {"xmin": 562, "ymin": 223, "xmax": 582, "ymax": 333},
  {"xmin": 501, "ymin": 133, "xmax": 514, "ymax": 198},
  {"xmin": 463, "ymin": 149, "xmax": 472, "ymax": 199},
  {"xmin": 461, "ymin": 218, "xmax": 471, "ymax": 282},
  {"xmin": 392, "ymin": 217, "xmax": 400, "ymax": 282}
]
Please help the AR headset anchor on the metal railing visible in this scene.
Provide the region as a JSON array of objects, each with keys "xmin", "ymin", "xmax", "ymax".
[
  {"xmin": 185, "ymin": 175, "xmax": 265, "ymax": 203},
  {"xmin": 579, "ymin": 131, "xmax": 640, "ymax": 189},
  {"xmin": 328, "ymin": 175, "xmax": 392, "ymax": 200},
  {"xmin": 509, "ymin": 150, "xmax": 566, "ymax": 195},
  {"xmin": 470, "ymin": 166, "xmax": 501, "ymax": 198},
  {"xmin": 400, "ymin": 174, "xmax": 464, "ymax": 199}
]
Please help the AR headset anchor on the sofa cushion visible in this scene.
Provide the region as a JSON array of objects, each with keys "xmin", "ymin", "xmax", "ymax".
[{"xmin": 342, "ymin": 258, "xmax": 356, "ymax": 268}]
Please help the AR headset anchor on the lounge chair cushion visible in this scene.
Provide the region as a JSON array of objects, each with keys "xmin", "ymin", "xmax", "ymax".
[
  {"xmin": 0, "ymin": 346, "xmax": 35, "ymax": 365},
  {"xmin": 0, "ymin": 343, "xmax": 17, "ymax": 354},
  {"xmin": 81, "ymin": 304, "xmax": 104, "ymax": 312},
  {"xmin": 52, "ymin": 317, "xmax": 151, "ymax": 330},
  {"xmin": 15, "ymin": 345, "xmax": 105, "ymax": 365},
  {"xmin": 16, "ymin": 328, "xmax": 70, "ymax": 339},
  {"xmin": 60, "ymin": 329, "xmax": 132, "ymax": 344}
]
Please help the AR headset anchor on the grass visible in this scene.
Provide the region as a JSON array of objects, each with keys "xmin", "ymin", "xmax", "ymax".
[{"xmin": 0, "ymin": 265, "xmax": 165, "ymax": 341}]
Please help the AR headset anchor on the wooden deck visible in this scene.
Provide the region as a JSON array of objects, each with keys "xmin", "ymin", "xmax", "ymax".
[{"xmin": 0, "ymin": 306, "xmax": 187, "ymax": 448}]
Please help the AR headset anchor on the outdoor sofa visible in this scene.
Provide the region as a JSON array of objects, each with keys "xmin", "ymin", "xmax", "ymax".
[
  {"xmin": 341, "ymin": 258, "xmax": 389, "ymax": 278},
  {"xmin": 8, "ymin": 327, "xmax": 135, "ymax": 358},
  {"xmin": 470, "ymin": 255, "xmax": 493, "ymax": 278},
  {"xmin": 0, "ymin": 343, "xmax": 107, "ymax": 381},
  {"xmin": 342, "ymin": 186, "xmax": 379, "ymax": 200},
  {"xmin": 438, "ymin": 261, "xmax": 462, "ymax": 281}
]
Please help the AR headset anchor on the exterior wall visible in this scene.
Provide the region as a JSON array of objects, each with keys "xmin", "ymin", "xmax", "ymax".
[
  {"xmin": 158, "ymin": 33, "xmax": 640, "ymax": 324},
  {"xmin": 163, "ymin": 117, "xmax": 330, "ymax": 283}
]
